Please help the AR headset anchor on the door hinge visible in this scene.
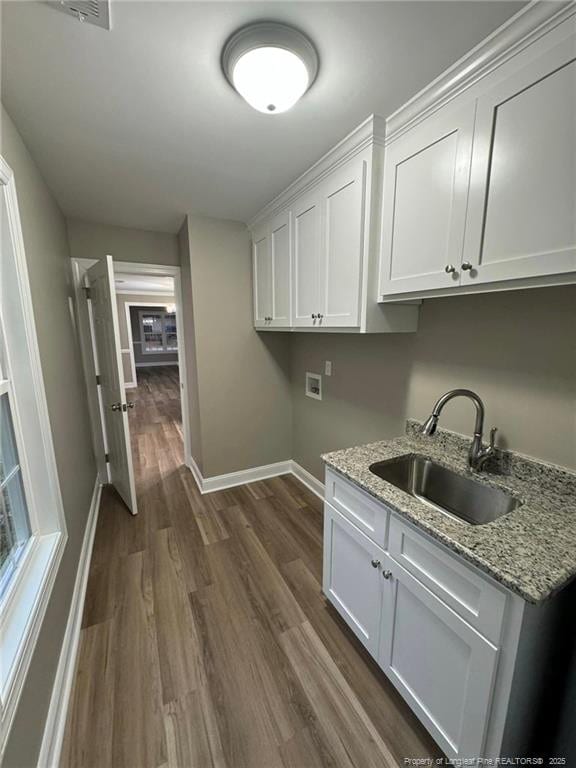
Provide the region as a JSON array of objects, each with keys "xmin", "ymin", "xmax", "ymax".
[
  {"xmin": 83, "ymin": 286, "xmax": 91, "ymax": 300},
  {"xmin": 104, "ymin": 453, "xmax": 110, "ymax": 463},
  {"xmin": 95, "ymin": 374, "xmax": 101, "ymax": 385}
]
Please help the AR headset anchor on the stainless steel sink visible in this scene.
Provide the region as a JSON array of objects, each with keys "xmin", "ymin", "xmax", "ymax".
[{"xmin": 369, "ymin": 454, "xmax": 521, "ymax": 525}]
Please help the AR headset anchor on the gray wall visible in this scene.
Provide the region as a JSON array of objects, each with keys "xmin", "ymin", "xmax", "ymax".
[
  {"xmin": 67, "ymin": 217, "xmax": 179, "ymax": 266},
  {"xmin": 178, "ymin": 218, "xmax": 203, "ymax": 471},
  {"xmin": 1, "ymin": 106, "xmax": 97, "ymax": 767},
  {"xmin": 291, "ymin": 286, "xmax": 576, "ymax": 480},
  {"xmin": 184, "ymin": 214, "xmax": 293, "ymax": 477}
]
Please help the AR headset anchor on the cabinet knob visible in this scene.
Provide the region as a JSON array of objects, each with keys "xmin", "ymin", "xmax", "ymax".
[
  {"xmin": 126, "ymin": 402, "xmax": 135, "ymax": 409},
  {"xmin": 311, "ymin": 314, "xmax": 317, "ymax": 319},
  {"xmin": 110, "ymin": 402, "xmax": 122, "ymax": 412},
  {"xmin": 461, "ymin": 262, "xmax": 473, "ymax": 271},
  {"xmin": 445, "ymin": 264, "xmax": 456, "ymax": 274},
  {"xmin": 382, "ymin": 569, "xmax": 392, "ymax": 580},
  {"xmin": 318, "ymin": 313, "xmax": 323, "ymax": 320},
  {"xmin": 371, "ymin": 559, "xmax": 381, "ymax": 569}
]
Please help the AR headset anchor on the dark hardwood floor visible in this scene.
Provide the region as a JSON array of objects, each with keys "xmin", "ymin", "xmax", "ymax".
[{"xmin": 61, "ymin": 365, "xmax": 440, "ymax": 767}]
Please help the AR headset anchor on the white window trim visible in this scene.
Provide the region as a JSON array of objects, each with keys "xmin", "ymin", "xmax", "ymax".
[
  {"xmin": 138, "ymin": 308, "xmax": 177, "ymax": 355},
  {"xmin": 0, "ymin": 156, "xmax": 67, "ymax": 758}
]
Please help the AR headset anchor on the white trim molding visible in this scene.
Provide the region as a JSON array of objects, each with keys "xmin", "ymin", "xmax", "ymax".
[
  {"xmin": 186, "ymin": 456, "xmax": 324, "ymax": 499},
  {"xmin": 0, "ymin": 156, "xmax": 68, "ymax": 759},
  {"xmin": 37, "ymin": 479, "xmax": 102, "ymax": 768},
  {"xmin": 385, "ymin": 0, "xmax": 576, "ymax": 144},
  {"xmin": 248, "ymin": 114, "xmax": 386, "ymax": 229}
]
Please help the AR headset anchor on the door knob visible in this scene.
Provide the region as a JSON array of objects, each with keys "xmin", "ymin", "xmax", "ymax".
[
  {"xmin": 382, "ymin": 569, "xmax": 393, "ymax": 580},
  {"xmin": 371, "ymin": 559, "xmax": 381, "ymax": 569},
  {"xmin": 461, "ymin": 262, "xmax": 473, "ymax": 271},
  {"xmin": 111, "ymin": 403, "xmax": 122, "ymax": 411},
  {"xmin": 445, "ymin": 264, "xmax": 456, "ymax": 274}
]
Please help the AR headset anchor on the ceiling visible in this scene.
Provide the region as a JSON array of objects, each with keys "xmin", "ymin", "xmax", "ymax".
[
  {"xmin": 114, "ymin": 272, "xmax": 175, "ymax": 295},
  {"xmin": 2, "ymin": 1, "xmax": 525, "ymax": 233}
]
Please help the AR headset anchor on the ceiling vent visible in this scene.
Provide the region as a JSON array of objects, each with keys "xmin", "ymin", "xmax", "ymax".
[{"xmin": 47, "ymin": 1, "xmax": 110, "ymax": 30}]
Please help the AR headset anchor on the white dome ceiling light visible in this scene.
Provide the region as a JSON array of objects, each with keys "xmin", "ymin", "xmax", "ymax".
[{"xmin": 222, "ymin": 22, "xmax": 319, "ymax": 114}]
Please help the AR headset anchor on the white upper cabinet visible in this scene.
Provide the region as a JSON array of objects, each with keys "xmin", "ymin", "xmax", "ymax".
[
  {"xmin": 252, "ymin": 212, "xmax": 291, "ymax": 329},
  {"xmin": 379, "ymin": 102, "xmax": 475, "ymax": 296},
  {"xmin": 269, "ymin": 211, "xmax": 291, "ymax": 327},
  {"xmin": 378, "ymin": 4, "xmax": 576, "ymax": 301},
  {"xmin": 249, "ymin": 116, "xmax": 419, "ymax": 333},
  {"xmin": 293, "ymin": 192, "xmax": 322, "ymax": 327},
  {"xmin": 463, "ymin": 35, "xmax": 576, "ymax": 286},
  {"xmin": 252, "ymin": 225, "xmax": 272, "ymax": 326},
  {"xmin": 320, "ymin": 158, "xmax": 365, "ymax": 328}
]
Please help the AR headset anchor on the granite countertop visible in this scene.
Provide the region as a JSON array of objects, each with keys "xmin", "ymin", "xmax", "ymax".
[{"xmin": 322, "ymin": 421, "xmax": 576, "ymax": 604}]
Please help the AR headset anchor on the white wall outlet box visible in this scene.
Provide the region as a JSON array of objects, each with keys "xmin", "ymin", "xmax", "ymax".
[
  {"xmin": 325, "ymin": 361, "xmax": 332, "ymax": 376},
  {"xmin": 305, "ymin": 372, "xmax": 322, "ymax": 400}
]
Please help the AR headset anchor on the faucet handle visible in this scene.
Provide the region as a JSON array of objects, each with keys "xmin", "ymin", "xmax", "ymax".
[{"xmin": 488, "ymin": 427, "xmax": 497, "ymax": 449}]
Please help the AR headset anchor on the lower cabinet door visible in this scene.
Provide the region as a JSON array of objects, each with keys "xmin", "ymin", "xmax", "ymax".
[
  {"xmin": 378, "ymin": 558, "xmax": 498, "ymax": 759},
  {"xmin": 323, "ymin": 503, "xmax": 384, "ymax": 657}
]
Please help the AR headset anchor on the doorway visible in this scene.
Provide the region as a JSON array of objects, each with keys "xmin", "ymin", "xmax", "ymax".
[{"xmin": 72, "ymin": 258, "xmax": 190, "ymax": 513}]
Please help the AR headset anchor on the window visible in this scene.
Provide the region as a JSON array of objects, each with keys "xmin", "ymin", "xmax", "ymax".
[
  {"xmin": 139, "ymin": 309, "xmax": 178, "ymax": 354},
  {"xmin": 0, "ymin": 157, "xmax": 67, "ymax": 753},
  {"xmin": 0, "ymin": 379, "xmax": 32, "ymax": 597}
]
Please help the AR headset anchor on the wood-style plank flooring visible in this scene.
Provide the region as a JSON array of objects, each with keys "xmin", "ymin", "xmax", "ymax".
[{"xmin": 61, "ymin": 365, "xmax": 441, "ymax": 767}]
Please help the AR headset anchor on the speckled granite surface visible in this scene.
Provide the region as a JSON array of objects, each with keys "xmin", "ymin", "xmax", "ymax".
[{"xmin": 322, "ymin": 420, "xmax": 576, "ymax": 604}]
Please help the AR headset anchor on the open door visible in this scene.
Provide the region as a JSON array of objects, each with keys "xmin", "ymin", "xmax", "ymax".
[{"xmin": 87, "ymin": 255, "xmax": 138, "ymax": 515}]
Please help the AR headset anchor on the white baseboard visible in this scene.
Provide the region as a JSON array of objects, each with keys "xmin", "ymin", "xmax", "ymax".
[
  {"xmin": 290, "ymin": 460, "xmax": 325, "ymax": 500},
  {"xmin": 37, "ymin": 477, "xmax": 102, "ymax": 768},
  {"xmin": 124, "ymin": 382, "xmax": 137, "ymax": 389},
  {"xmin": 186, "ymin": 456, "xmax": 324, "ymax": 499}
]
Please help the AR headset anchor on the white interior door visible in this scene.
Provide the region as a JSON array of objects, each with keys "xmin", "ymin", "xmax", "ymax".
[{"xmin": 87, "ymin": 255, "xmax": 138, "ymax": 515}]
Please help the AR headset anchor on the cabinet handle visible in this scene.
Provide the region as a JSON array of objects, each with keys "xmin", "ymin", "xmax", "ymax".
[
  {"xmin": 382, "ymin": 569, "xmax": 392, "ymax": 580},
  {"xmin": 461, "ymin": 262, "xmax": 473, "ymax": 271},
  {"xmin": 445, "ymin": 264, "xmax": 456, "ymax": 274},
  {"xmin": 371, "ymin": 559, "xmax": 381, "ymax": 568}
]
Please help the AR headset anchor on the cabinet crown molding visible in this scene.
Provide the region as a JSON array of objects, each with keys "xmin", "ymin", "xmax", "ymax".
[
  {"xmin": 248, "ymin": 114, "xmax": 386, "ymax": 230},
  {"xmin": 385, "ymin": 0, "xmax": 576, "ymax": 145}
]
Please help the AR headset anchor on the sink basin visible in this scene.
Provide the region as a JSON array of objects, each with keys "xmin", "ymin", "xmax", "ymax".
[{"xmin": 369, "ymin": 454, "xmax": 521, "ymax": 525}]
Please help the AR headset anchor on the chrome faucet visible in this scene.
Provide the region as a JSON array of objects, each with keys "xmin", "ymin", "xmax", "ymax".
[{"xmin": 421, "ymin": 389, "xmax": 497, "ymax": 472}]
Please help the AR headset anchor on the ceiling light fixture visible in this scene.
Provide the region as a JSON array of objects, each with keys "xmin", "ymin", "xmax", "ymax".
[{"xmin": 222, "ymin": 22, "xmax": 319, "ymax": 114}]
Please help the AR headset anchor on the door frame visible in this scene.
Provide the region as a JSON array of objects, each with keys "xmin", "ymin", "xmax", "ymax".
[{"xmin": 71, "ymin": 258, "xmax": 192, "ymax": 478}]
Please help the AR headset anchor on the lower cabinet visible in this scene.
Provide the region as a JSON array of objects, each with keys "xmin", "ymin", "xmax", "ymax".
[
  {"xmin": 379, "ymin": 557, "xmax": 498, "ymax": 757},
  {"xmin": 323, "ymin": 483, "xmax": 513, "ymax": 761},
  {"xmin": 323, "ymin": 503, "xmax": 385, "ymax": 657}
]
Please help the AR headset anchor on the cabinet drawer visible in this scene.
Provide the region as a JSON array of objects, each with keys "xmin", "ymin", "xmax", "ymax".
[
  {"xmin": 388, "ymin": 516, "xmax": 506, "ymax": 643},
  {"xmin": 325, "ymin": 469, "xmax": 388, "ymax": 545}
]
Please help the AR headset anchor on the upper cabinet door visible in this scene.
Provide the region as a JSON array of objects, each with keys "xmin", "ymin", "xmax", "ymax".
[
  {"xmin": 379, "ymin": 102, "xmax": 476, "ymax": 296},
  {"xmin": 463, "ymin": 36, "xmax": 576, "ymax": 286},
  {"xmin": 252, "ymin": 226, "xmax": 271, "ymax": 326},
  {"xmin": 292, "ymin": 192, "xmax": 322, "ymax": 327},
  {"xmin": 269, "ymin": 211, "xmax": 291, "ymax": 327},
  {"xmin": 320, "ymin": 158, "xmax": 366, "ymax": 327}
]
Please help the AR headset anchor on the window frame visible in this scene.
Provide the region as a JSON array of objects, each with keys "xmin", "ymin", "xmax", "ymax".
[
  {"xmin": 0, "ymin": 156, "xmax": 67, "ymax": 756},
  {"xmin": 138, "ymin": 308, "xmax": 178, "ymax": 354}
]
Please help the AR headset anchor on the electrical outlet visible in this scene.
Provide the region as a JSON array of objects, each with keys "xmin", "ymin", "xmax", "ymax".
[{"xmin": 325, "ymin": 360, "xmax": 332, "ymax": 376}]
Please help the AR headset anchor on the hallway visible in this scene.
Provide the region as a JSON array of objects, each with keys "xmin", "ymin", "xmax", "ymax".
[
  {"xmin": 128, "ymin": 366, "xmax": 183, "ymax": 497},
  {"xmin": 59, "ymin": 373, "xmax": 439, "ymax": 768}
]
